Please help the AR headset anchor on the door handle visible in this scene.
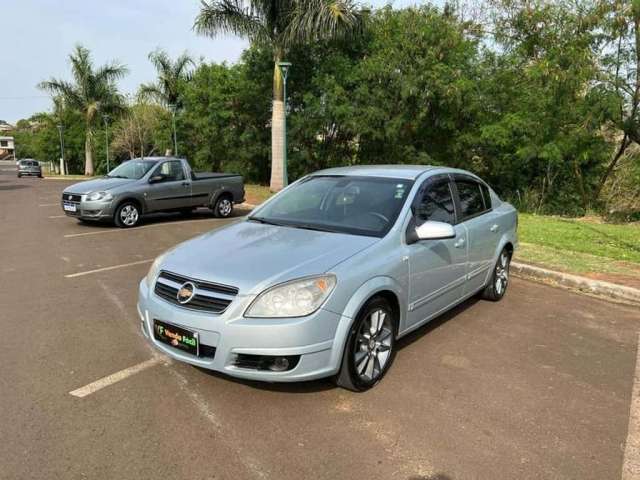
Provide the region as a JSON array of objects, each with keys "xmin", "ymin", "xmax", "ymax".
[
  {"xmin": 454, "ymin": 238, "xmax": 465, "ymax": 248},
  {"xmin": 490, "ymin": 224, "xmax": 499, "ymax": 233},
  {"xmin": 181, "ymin": 181, "xmax": 190, "ymax": 187}
]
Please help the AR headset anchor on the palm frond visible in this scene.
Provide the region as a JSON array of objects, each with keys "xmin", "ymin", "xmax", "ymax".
[
  {"xmin": 37, "ymin": 79, "xmax": 83, "ymax": 109},
  {"xmin": 95, "ymin": 62, "xmax": 129, "ymax": 85},
  {"xmin": 138, "ymin": 83, "xmax": 165, "ymax": 104},
  {"xmin": 284, "ymin": 0, "xmax": 366, "ymax": 47},
  {"xmin": 194, "ymin": 0, "xmax": 270, "ymax": 43}
]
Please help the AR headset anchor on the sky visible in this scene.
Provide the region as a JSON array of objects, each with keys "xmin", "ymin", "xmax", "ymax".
[{"xmin": 1, "ymin": 0, "xmax": 421, "ymax": 124}]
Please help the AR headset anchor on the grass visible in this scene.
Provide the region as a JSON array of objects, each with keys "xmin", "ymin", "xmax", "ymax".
[
  {"xmin": 44, "ymin": 175, "xmax": 95, "ymax": 180},
  {"xmin": 244, "ymin": 184, "xmax": 273, "ymax": 205},
  {"xmin": 516, "ymin": 213, "xmax": 640, "ymax": 280}
]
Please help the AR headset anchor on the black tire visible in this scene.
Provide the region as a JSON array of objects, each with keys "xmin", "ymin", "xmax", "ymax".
[
  {"xmin": 336, "ymin": 296, "xmax": 397, "ymax": 392},
  {"xmin": 17, "ymin": 174, "xmax": 21, "ymax": 178},
  {"xmin": 212, "ymin": 195, "xmax": 234, "ymax": 218},
  {"xmin": 114, "ymin": 201, "xmax": 141, "ymax": 228},
  {"xmin": 481, "ymin": 248, "xmax": 511, "ymax": 301}
]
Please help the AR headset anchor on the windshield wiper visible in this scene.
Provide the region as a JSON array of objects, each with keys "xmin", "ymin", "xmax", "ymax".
[
  {"xmin": 107, "ymin": 174, "xmax": 128, "ymax": 179},
  {"xmin": 248, "ymin": 216, "xmax": 285, "ymax": 226},
  {"xmin": 288, "ymin": 223, "xmax": 341, "ymax": 233}
]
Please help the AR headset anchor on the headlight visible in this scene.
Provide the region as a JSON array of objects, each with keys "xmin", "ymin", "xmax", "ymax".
[
  {"xmin": 145, "ymin": 252, "xmax": 167, "ymax": 288},
  {"xmin": 86, "ymin": 191, "xmax": 113, "ymax": 202},
  {"xmin": 245, "ymin": 275, "xmax": 337, "ymax": 318}
]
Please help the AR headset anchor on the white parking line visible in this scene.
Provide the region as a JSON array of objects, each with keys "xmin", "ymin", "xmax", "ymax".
[
  {"xmin": 39, "ymin": 203, "xmax": 58, "ymax": 207},
  {"xmin": 69, "ymin": 357, "xmax": 164, "ymax": 398},
  {"xmin": 64, "ymin": 217, "xmax": 218, "ymax": 238},
  {"xmin": 623, "ymin": 333, "xmax": 640, "ymax": 480},
  {"xmin": 65, "ymin": 259, "xmax": 152, "ymax": 278},
  {"xmin": 49, "ymin": 215, "xmax": 66, "ymax": 219}
]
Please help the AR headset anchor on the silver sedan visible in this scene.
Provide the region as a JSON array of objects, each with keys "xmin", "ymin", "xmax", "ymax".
[{"xmin": 138, "ymin": 165, "xmax": 518, "ymax": 391}]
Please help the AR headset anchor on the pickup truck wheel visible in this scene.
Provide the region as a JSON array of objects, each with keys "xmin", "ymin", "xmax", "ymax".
[
  {"xmin": 213, "ymin": 196, "xmax": 233, "ymax": 218},
  {"xmin": 336, "ymin": 297, "xmax": 397, "ymax": 392},
  {"xmin": 114, "ymin": 202, "xmax": 140, "ymax": 228}
]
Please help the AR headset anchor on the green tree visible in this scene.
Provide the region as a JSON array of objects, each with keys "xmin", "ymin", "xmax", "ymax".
[
  {"xmin": 38, "ymin": 45, "xmax": 128, "ymax": 175},
  {"xmin": 139, "ymin": 49, "xmax": 194, "ymax": 107},
  {"xmin": 194, "ymin": 0, "xmax": 366, "ymax": 191}
]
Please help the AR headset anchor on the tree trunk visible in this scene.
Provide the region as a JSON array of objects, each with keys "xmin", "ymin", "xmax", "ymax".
[
  {"xmin": 270, "ymin": 99, "xmax": 285, "ymax": 191},
  {"xmin": 270, "ymin": 55, "xmax": 286, "ymax": 192},
  {"xmin": 84, "ymin": 129, "xmax": 94, "ymax": 176}
]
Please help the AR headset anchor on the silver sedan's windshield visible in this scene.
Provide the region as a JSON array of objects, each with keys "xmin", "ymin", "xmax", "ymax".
[
  {"xmin": 250, "ymin": 175, "xmax": 414, "ymax": 237},
  {"xmin": 107, "ymin": 159, "xmax": 157, "ymax": 179}
]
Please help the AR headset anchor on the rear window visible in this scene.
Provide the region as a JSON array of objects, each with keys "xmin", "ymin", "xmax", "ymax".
[{"xmin": 455, "ymin": 179, "xmax": 486, "ymax": 220}]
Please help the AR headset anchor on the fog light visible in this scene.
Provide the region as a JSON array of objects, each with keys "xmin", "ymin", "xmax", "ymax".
[{"xmin": 268, "ymin": 357, "xmax": 290, "ymax": 372}]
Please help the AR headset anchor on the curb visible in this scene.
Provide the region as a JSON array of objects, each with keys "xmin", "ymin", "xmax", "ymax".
[{"xmin": 511, "ymin": 261, "xmax": 640, "ymax": 306}]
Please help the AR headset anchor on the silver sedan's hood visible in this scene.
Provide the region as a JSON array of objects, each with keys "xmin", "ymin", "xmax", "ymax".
[
  {"xmin": 161, "ymin": 220, "xmax": 378, "ymax": 294},
  {"xmin": 64, "ymin": 177, "xmax": 135, "ymax": 194}
]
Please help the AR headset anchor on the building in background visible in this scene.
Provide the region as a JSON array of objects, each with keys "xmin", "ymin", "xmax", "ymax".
[
  {"xmin": 0, "ymin": 136, "xmax": 16, "ymax": 160},
  {"xmin": 0, "ymin": 120, "xmax": 14, "ymax": 133}
]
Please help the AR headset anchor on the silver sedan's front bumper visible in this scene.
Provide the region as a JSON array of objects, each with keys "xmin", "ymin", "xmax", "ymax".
[{"xmin": 137, "ymin": 279, "xmax": 347, "ymax": 382}]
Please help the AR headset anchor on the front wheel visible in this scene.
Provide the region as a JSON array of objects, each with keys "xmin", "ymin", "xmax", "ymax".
[
  {"xmin": 336, "ymin": 297, "xmax": 397, "ymax": 392},
  {"xmin": 212, "ymin": 196, "xmax": 233, "ymax": 218},
  {"xmin": 114, "ymin": 202, "xmax": 141, "ymax": 228},
  {"xmin": 481, "ymin": 248, "xmax": 511, "ymax": 301}
]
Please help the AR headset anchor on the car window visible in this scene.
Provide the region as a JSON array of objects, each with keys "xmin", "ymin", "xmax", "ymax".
[
  {"xmin": 154, "ymin": 161, "xmax": 185, "ymax": 181},
  {"xmin": 480, "ymin": 183, "xmax": 492, "ymax": 210},
  {"xmin": 455, "ymin": 179, "xmax": 486, "ymax": 220},
  {"xmin": 108, "ymin": 159, "xmax": 157, "ymax": 179},
  {"xmin": 415, "ymin": 181, "xmax": 455, "ymax": 225},
  {"xmin": 251, "ymin": 176, "xmax": 413, "ymax": 238}
]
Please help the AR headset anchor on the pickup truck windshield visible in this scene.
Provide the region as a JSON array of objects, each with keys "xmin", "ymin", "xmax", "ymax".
[
  {"xmin": 250, "ymin": 175, "xmax": 413, "ymax": 237},
  {"xmin": 107, "ymin": 159, "xmax": 157, "ymax": 179}
]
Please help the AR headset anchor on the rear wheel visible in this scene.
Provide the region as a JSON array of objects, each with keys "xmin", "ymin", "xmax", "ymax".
[
  {"xmin": 481, "ymin": 248, "xmax": 511, "ymax": 301},
  {"xmin": 212, "ymin": 195, "xmax": 233, "ymax": 218},
  {"xmin": 114, "ymin": 202, "xmax": 141, "ymax": 228},
  {"xmin": 336, "ymin": 297, "xmax": 397, "ymax": 392}
]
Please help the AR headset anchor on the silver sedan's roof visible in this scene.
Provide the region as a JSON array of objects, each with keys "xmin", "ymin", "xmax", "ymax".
[{"xmin": 312, "ymin": 165, "xmax": 466, "ymax": 180}]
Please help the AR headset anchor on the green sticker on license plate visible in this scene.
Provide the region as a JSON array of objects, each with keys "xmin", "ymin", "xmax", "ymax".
[{"xmin": 153, "ymin": 319, "xmax": 199, "ymax": 356}]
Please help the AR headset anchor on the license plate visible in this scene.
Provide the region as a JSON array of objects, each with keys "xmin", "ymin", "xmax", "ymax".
[
  {"xmin": 63, "ymin": 203, "xmax": 77, "ymax": 212},
  {"xmin": 153, "ymin": 320, "xmax": 199, "ymax": 356}
]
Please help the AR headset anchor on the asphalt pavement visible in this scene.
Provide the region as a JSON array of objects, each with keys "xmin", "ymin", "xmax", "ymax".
[{"xmin": 1, "ymin": 164, "xmax": 639, "ymax": 480}]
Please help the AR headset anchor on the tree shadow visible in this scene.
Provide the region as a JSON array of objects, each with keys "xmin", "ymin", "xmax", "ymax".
[
  {"xmin": 576, "ymin": 221, "xmax": 640, "ymax": 255},
  {"xmin": 70, "ymin": 206, "xmax": 250, "ymax": 229}
]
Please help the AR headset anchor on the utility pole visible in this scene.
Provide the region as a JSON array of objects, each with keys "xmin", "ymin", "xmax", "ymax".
[
  {"xmin": 168, "ymin": 104, "xmax": 178, "ymax": 156},
  {"xmin": 103, "ymin": 114, "xmax": 110, "ymax": 173},
  {"xmin": 277, "ymin": 62, "xmax": 292, "ymax": 187},
  {"xmin": 56, "ymin": 124, "xmax": 65, "ymax": 175}
]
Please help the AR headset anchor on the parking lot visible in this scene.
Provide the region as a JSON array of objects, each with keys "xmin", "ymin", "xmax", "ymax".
[{"xmin": 1, "ymin": 165, "xmax": 639, "ymax": 480}]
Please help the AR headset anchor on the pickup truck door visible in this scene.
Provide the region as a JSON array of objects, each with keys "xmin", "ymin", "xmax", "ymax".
[
  {"xmin": 405, "ymin": 175, "xmax": 468, "ymax": 330},
  {"xmin": 146, "ymin": 160, "xmax": 192, "ymax": 212}
]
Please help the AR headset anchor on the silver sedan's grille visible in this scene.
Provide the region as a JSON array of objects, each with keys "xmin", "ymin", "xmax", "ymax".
[{"xmin": 154, "ymin": 271, "xmax": 238, "ymax": 313}]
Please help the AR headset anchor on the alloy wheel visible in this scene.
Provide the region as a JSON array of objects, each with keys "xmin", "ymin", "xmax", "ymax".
[
  {"xmin": 495, "ymin": 251, "xmax": 510, "ymax": 295},
  {"xmin": 120, "ymin": 205, "xmax": 139, "ymax": 226},
  {"xmin": 218, "ymin": 199, "xmax": 232, "ymax": 217},
  {"xmin": 353, "ymin": 308, "xmax": 393, "ymax": 382}
]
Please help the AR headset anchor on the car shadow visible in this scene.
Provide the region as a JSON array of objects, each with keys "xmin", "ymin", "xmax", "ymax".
[
  {"xmin": 70, "ymin": 206, "xmax": 252, "ymax": 229},
  {"xmin": 193, "ymin": 295, "xmax": 480, "ymax": 394}
]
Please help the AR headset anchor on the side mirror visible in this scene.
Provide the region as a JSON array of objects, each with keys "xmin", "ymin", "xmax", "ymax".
[
  {"xmin": 149, "ymin": 174, "xmax": 164, "ymax": 184},
  {"xmin": 412, "ymin": 221, "xmax": 456, "ymax": 243}
]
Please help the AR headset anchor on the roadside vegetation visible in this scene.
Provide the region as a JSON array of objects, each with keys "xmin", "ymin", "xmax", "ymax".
[
  {"xmin": 7, "ymin": 0, "xmax": 640, "ymax": 220},
  {"xmin": 517, "ymin": 214, "xmax": 640, "ymax": 284}
]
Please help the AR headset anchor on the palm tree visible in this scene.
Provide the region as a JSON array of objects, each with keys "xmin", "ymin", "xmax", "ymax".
[
  {"xmin": 39, "ymin": 45, "xmax": 127, "ymax": 176},
  {"xmin": 194, "ymin": 0, "xmax": 365, "ymax": 191},
  {"xmin": 139, "ymin": 49, "xmax": 194, "ymax": 107}
]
